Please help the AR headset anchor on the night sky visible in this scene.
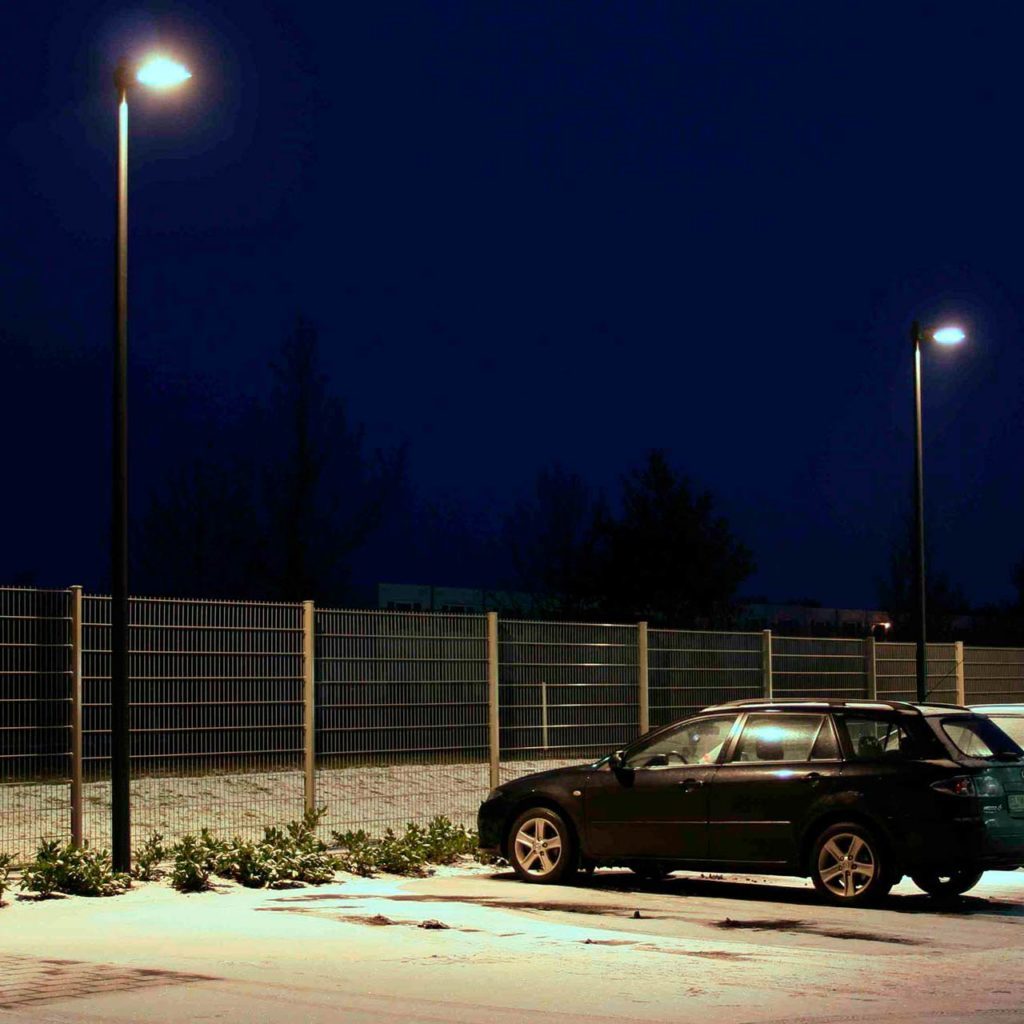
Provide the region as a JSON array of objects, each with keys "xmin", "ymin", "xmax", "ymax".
[{"xmin": 4, "ymin": 1, "xmax": 1024, "ymax": 609}]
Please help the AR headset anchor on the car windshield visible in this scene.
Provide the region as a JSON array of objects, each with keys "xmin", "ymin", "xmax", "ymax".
[{"xmin": 941, "ymin": 716, "xmax": 1024, "ymax": 760}]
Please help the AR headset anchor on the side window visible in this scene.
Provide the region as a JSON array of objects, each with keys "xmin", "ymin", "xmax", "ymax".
[
  {"xmin": 811, "ymin": 718, "xmax": 840, "ymax": 760},
  {"xmin": 624, "ymin": 714, "xmax": 739, "ymax": 769},
  {"xmin": 840, "ymin": 714, "xmax": 917, "ymax": 761},
  {"xmin": 727, "ymin": 714, "xmax": 825, "ymax": 763}
]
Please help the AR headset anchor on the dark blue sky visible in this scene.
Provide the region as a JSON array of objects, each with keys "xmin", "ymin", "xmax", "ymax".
[{"xmin": 3, "ymin": 1, "xmax": 1024, "ymax": 608}]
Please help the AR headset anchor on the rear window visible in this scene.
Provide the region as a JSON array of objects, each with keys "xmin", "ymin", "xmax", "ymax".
[
  {"xmin": 941, "ymin": 716, "xmax": 1024, "ymax": 760},
  {"xmin": 987, "ymin": 715, "xmax": 1024, "ymax": 748}
]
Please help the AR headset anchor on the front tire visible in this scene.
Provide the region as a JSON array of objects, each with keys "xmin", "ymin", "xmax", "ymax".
[
  {"xmin": 911, "ymin": 869, "xmax": 983, "ymax": 898},
  {"xmin": 809, "ymin": 822, "xmax": 892, "ymax": 906},
  {"xmin": 508, "ymin": 807, "xmax": 576, "ymax": 884}
]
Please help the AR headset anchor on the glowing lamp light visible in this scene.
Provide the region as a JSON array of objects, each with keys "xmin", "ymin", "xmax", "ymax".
[
  {"xmin": 136, "ymin": 56, "xmax": 192, "ymax": 89},
  {"xmin": 932, "ymin": 326, "xmax": 965, "ymax": 345}
]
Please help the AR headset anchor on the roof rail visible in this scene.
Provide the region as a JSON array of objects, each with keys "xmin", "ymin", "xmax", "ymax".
[{"xmin": 704, "ymin": 697, "xmax": 919, "ymax": 711}]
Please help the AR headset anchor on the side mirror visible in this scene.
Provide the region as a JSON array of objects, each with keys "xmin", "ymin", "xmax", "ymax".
[{"xmin": 608, "ymin": 749, "xmax": 626, "ymax": 770}]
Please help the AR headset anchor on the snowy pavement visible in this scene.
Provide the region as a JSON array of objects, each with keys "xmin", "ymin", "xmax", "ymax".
[{"xmin": 1, "ymin": 862, "xmax": 1023, "ymax": 1023}]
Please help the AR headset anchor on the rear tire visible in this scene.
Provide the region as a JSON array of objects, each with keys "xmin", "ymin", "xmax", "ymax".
[
  {"xmin": 809, "ymin": 822, "xmax": 893, "ymax": 906},
  {"xmin": 910, "ymin": 869, "xmax": 983, "ymax": 898},
  {"xmin": 508, "ymin": 807, "xmax": 577, "ymax": 884}
]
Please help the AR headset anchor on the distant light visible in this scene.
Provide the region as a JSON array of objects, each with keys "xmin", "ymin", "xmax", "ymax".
[
  {"xmin": 136, "ymin": 56, "xmax": 192, "ymax": 90},
  {"xmin": 880, "ymin": 621, "xmax": 892, "ymax": 631},
  {"xmin": 932, "ymin": 326, "xmax": 965, "ymax": 345}
]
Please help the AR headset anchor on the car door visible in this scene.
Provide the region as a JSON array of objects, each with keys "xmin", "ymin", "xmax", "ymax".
[
  {"xmin": 584, "ymin": 713, "xmax": 740, "ymax": 860},
  {"xmin": 707, "ymin": 712, "xmax": 843, "ymax": 866}
]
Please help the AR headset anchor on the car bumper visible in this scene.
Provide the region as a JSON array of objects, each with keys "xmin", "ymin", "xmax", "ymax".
[
  {"xmin": 477, "ymin": 795, "xmax": 512, "ymax": 853},
  {"xmin": 904, "ymin": 815, "xmax": 1024, "ymax": 871}
]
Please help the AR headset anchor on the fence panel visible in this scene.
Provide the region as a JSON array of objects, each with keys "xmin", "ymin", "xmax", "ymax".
[
  {"xmin": 772, "ymin": 636, "xmax": 866, "ymax": 699},
  {"xmin": 876, "ymin": 641, "xmax": 915, "ymax": 701},
  {"xmin": 0, "ymin": 587, "xmax": 72, "ymax": 858},
  {"xmin": 877, "ymin": 642, "xmax": 961, "ymax": 703},
  {"xmin": 923, "ymin": 643, "xmax": 958, "ymax": 704},
  {"xmin": 498, "ymin": 620, "xmax": 638, "ymax": 780},
  {"xmin": 964, "ymin": 647, "xmax": 1024, "ymax": 705},
  {"xmin": 315, "ymin": 608, "xmax": 489, "ymax": 833},
  {"xmin": 648, "ymin": 629, "xmax": 762, "ymax": 726},
  {"xmin": 80, "ymin": 595, "xmax": 305, "ymax": 848}
]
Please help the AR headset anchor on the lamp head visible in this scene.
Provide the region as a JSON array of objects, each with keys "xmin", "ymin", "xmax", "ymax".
[
  {"xmin": 932, "ymin": 325, "xmax": 966, "ymax": 346},
  {"xmin": 136, "ymin": 55, "xmax": 192, "ymax": 89},
  {"xmin": 116, "ymin": 55, "xmax": 192, "ymax": 93}
]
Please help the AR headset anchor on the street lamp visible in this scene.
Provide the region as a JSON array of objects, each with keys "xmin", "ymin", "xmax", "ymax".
[
  {"xmin": 110, "ymin": 53, "xmax": 191, "ymax": 872},
  {"xmin": 911, "ymin": 319, "xmax": 965, "ymax": 704}
]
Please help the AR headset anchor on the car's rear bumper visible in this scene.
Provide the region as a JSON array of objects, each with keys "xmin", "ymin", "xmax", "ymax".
[{"xmin": 900, "ymin": 815, "xmax": 1024, "ymax": 872}]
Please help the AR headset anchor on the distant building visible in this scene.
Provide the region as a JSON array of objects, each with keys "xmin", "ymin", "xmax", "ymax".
[
  {"xmin": 377, "ymin": 582, "xmax": 535, "ymax": 615},
  {"xmin": 377, "ymin": 582, "xmax": 893, "ymax": 636},
  {"xmin": 736, "ymin": 603, "xmax": 892, "ymax": 638}
]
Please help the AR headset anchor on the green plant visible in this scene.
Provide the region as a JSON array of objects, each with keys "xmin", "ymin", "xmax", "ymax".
[
  {"xmin": 20, "ymin": 840, "xmax": 131, "ymax": 898},
  {"xmin": 419, "ymin": 816, "xmax": 479, "ymax": 863},
  {"xmin": 169, "ymin": 834, "xmax": 214, "ymax": 892},
  {"xmin": 330, "ymin": 817, "xmax": 482, "ymax": 877},
  {"xmin": 212, "ymin": 809, "xmax": 339, "ymax": 889},
  {"xmin": 0, "ymin": 853, "xmax": 12, "ymax": 905},
  {"xmin": 132, "ymin": 833, "xmax": 166, "ymax": 881},
  {"xmin": 331, "ymin": 828, "xmax": 378, "ymax": 877}
]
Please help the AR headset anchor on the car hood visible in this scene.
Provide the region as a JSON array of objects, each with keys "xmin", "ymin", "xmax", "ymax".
[{"xmin": 503, "ymin": 763, "xmax": 595, "ymax": 790}]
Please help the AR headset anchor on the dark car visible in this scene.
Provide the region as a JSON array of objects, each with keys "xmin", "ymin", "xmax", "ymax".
[{"xmin": 478, "ymin": 698, "xmax": 1024, "ymax": 905}]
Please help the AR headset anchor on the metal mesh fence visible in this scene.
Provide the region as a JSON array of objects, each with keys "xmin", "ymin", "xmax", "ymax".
[
  {"xmin": 772, "ymin": 636, "xmax": 867, "ymax": 699},
  {"xmin": 498, "ymin": 620, "xmax": 639, "ymax": 780},
  {"xmin": 0, "ymin": 587, "xmax": 72, "ymax": 858},
  {"xmin": 6, "ymin": 584, "xmax": 1024, "ymax": 862},
  {"xmin": 964, "ymin": 647, "xmax": 1024, "ymax": 705},
  {"xmin": 80, "ymin": 595, "xmax": 305, "ymax": 847},
  {"xmin": 876, "ymin": 642, "xmax": 960, "ymax": 703},
  {"xmin": 876, "ymin": 641, "xmax": 915, "ymax": 700},
  {"xmin": 648, "ymin": 629, "xmax": 762, "ymax": 726},
  {"xmin": 923, "ymin": 643, "xmax": 958, "ymax": 704},
  {"xmin": 315, "ymin": 608, "xmax": 489, "ymax": 833}
]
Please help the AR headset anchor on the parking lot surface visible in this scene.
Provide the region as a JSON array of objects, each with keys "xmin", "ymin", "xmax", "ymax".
[{"xmin": 1, "ymin": 864, "xmax": 1023, "ymax": 1024}]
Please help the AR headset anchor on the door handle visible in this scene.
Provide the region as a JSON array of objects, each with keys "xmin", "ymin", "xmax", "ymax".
[
  {"xmin": 678, "ymin": 779, "xmax": 705, "ymax": 791},
  {"xmin": 804, "ymin": 772, "xmax": 822, "ymax": 785}
]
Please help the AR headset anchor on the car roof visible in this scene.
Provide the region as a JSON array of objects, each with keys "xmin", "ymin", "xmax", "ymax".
[{"xmin": 701, "ymin": 697, "xmax": 969, "ymax": 716}]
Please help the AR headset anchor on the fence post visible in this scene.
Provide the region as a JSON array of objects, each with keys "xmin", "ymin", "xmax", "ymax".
[
  {"xmin": 487, "ymin": 611, "xmax": 499, "ymax": 789},
  {"xmin": 302, "ymin": 600, "xmax": 316, "ymax": 815},
  {"xmin": 540, "ymin": 679, "xmax": 549, "ymax": 751},
  {"xmin": 637, "ymin": 621, "xmax": 650, "ymax": 734},
  {"xmin": 954, "ymin": 640, "xmax": 966, "ymax": 706},
  {"xmin": 761, "ymin": 629, "xmax": 773, "ymax": 699},
  {"xmin": 864, "ymin": 636, "xmax": 877, "ymax": 700},
  {"xmin": 70, "ymin": 585, "xmax": 83, "ymax": 847}
]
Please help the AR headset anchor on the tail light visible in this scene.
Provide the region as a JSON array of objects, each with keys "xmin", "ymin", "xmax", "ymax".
[{"xmin": 931, "ymin": 776, "xmax": 975, "ymax": 796}]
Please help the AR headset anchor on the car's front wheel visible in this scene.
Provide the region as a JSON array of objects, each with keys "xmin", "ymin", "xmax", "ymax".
[
  {"xmin": 508, "ymin": 807, "xmax": 576, "ymax": 884},
  {"xmin": 809, "ymin": 822, "xmax": 893, "ymax": 906},
  {"xmin": 910, "ymin": 869, "xmax": 984, "ymax": 898}
]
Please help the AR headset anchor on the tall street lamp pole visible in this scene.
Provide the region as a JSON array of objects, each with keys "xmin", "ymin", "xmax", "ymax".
[
  {"xmin": 910, "ymin": 321, "xmax": 965, "ymax": 704},
  {"xmin": 110, "ymin": 55, "xmax": 191, "ymax": 872}
]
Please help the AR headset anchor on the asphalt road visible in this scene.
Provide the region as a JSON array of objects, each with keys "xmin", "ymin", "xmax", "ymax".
[{"xmin": 2, "ymin": 864, "xmax": 1023, "ymax": 1024}]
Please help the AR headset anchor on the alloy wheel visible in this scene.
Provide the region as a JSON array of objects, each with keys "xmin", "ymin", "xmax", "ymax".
[
  {"xmin": 513, "ymin": 816, "xmax": 563, "ymax": 877},
  {"xmin": 816, "ymin": 831, "xmax": 876, "ymax": 900}
]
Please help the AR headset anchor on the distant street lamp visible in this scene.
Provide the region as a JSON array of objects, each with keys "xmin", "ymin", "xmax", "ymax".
[
  {"xmin": 911, "ymin": 320, "xmax": 965, "ymax": 704},
  {"xmin": 110, "ymin": 54, "xmax": 191, "ymax": 872}
]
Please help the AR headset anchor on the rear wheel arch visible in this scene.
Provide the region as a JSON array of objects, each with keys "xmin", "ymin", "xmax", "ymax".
[{"xmin": 798, "ymin": 807, "xmax": 897, "ymax": 877}]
